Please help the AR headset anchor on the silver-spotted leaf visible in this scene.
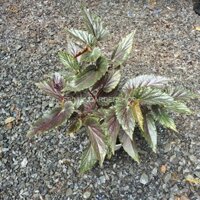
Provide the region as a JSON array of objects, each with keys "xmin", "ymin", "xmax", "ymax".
[
  {"xmin": 152, "ymin": 106, "xmax": 177, "ymax": 132},
  {"xmin": 67, "ymin": 28, "xmax": 96, "ymax": 46},
  {"xmin": 111, "ymin": 31, "xmax": 135, "ymax": 66},
  {"xmin": 123, "ymin": 75, "xmax": 169, "ymax": 94},
  {"xmin": 105, "ymin": 108, "xmax": 120, "ymax": 154},
  {"xmin": 58, "ymin": 51, "xmax": 79, "ymax": 72},
  {"xmin": 120, "ymin": 132, "xmax": 139, "ymax": 163},
  {"xmin": 80, "ymin": 144, "xmax": 97, "ymax": 174},
  {"xmin": 82, "ymin": 7, "xmax": 109, "ymax": 41},
  {"xmin": 115, "ymin": 97, "xmax": 135, "ymax": 140},
  {"xmin": 143, "ymin": 114, "xmax": 157, "ymax": 152},
  {"xmin": 84, "ymin": 117, "xmax": 107, "ymax": 166},
  {"xmin": 28, "ymin": 101, "xmax": 74, "ymax": 136},
  {"xmin": 65, "ymin": 57, "xmax": 108, "ymax": 92},
  {"xmin": 103, "ymin": 70, "xmax": 121, "ymax": 93}
]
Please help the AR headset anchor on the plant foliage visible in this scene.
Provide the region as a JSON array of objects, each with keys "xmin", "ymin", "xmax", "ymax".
[{"xmin": 28, "ymin": 7, "xmax": 197, "ymax": 173}]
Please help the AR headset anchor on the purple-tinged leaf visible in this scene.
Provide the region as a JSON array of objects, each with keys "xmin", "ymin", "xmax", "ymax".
[
  {"xmin": 123, "ymin": 75, "xmax": 169, "ymax": 94},
  {"xmin": 80, "ymin": 144, "xmax": 97, "ymax": 174},
  {"xmin": 105, "ymin": 108, "xmax": 120, "ymax": 154},
  {"xmin": 103, "ymin": 70, "xmax": 121, "ymax": 93},
  {"xmin": 28, "ymin": 101, "xmax": 74, "ymax": 137},
  {"xmin": 53, "ymin": 72, "xmax": 64, "ymax": 91},
  {"xmin": 84, "ymin": 117, "xmax": 107, "ymax": 166},
  {"xmin": 68, "ymin": 41, "xmax": 81, "ymax": 57},
  {"xmin": 120, "ymin": 132, "xmax": 139, "ymax": 163},
  {"xmin": 36, "ymin": 72, "xmax": 64, "ymax": 101},
  {"xmin": 115, "ymin": 97, "xmax": 135, "ymax": 140},
  {"xmin": 132, "ymin": 87, "xmax": 174, "ymax": 106},
  {"xmin": 143, "ymin": 114, "xmax": 157, "ymax": 153}
]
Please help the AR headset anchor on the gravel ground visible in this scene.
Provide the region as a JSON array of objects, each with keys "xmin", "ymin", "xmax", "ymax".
[{"xmin": 1, "ymin": 0, "xmax": 200, "ymax": 199}]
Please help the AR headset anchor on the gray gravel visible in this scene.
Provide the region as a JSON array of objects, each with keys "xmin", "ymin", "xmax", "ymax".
[{"xmin": 1, "ymin": 0, "xmax": 200, "ymax": 199}]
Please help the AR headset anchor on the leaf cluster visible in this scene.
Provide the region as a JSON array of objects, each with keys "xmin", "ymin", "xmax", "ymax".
[{"xmin": 28, "ymin": 7, "xmax": 197, "ymax": 173}]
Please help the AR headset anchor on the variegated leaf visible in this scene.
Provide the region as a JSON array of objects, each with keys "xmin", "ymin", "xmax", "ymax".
[
  {"xmin": 166, "ymin": 87, "xmax": 196, "ymax": 101},
  {"xmin": 143, "ymin": 114, "xmax": 157, "ymax": 152},
  {"xmin": 164, "ymin": 101, "xmax": 192, "ymax": 114},
  {"xmin": 84, "ymin": 117, "xmax": 107, "ymax": 166},
  {"xmin": 67, "ymin": 41, "xmax": 81, "ymax": 57},
  {"xmin": 132, "ymin": 87, "xmax": 174, "ymax": 106},
  {"xmin": 123, "ymin": 75, "xmax": 169, "ymax": 94},
  {"xmin": 80, "ymin": 47, "xmax": 101, "ymax": 63},
  {"xmin": 131, "ymin": 100, "xmax": 144, "ymax": 131},
  {"xmin": 103, "ymin": 70, "xmax": 121, "ymax": 93},
  {"xmin": 120, "ymin": 132, "xmax": 139, "ymax": 163},
  {"xmin": 82, "ymin": 7, "xmax": 109, "ymax": 41},
  {"xmin": 65, "ymin": 57, "xmax": 108, "ymax": 92},
  {"xmin": 28, "ymin": 101, "xmax": 74, "ymax": 136},
  {"xmin": 58, "ymin": 51, "xmax": 79, "ymax": 72},
  {"xmin": 105, "ymin": 108, "xmax": 120, "ymax": 154},
  {"xmin": 115, "ymin": 97, "xmax": 135, "ymax": 140},
  {"xmin": 36, "ymin": 72, "xmax": 64, "ymax": 101},
  {"xmin": 152, "ymin": 106, "xmax": 177, "ymax": 132},
  {"xmin": 111, "ymin": 31, "xmax": 135, "ymax": 66},
  {"xmin": 80, "ymin": 144, "xmax": 97, "ymax": 174},
  {"xmin": 67, "ymin": 28, "xmax": 96, "ymax": 46}
]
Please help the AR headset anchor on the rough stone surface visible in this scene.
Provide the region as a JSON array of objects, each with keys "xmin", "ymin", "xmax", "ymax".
[{"xmin": 1, "ymin": 0, "xmax": 200, "ymax": 199}]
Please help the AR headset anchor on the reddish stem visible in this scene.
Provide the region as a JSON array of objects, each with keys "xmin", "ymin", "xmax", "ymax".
[{"xmin": 75, "ymin": 46, "xmax": 90, "ymax": 58}]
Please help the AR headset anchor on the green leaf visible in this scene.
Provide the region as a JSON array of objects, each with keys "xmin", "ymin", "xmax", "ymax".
[
  {"xmin": 103, "ymin": 70, "xmax": 121, "ymax": 93},
  {"xmin": 67, "ymin": 28, "xmax": 96, "ymax": 46},
  {"xmin": 131, "ymin": 100, "xmax": 144, "ymax": 131},
  {"xmin": 120, "ymin": 132, "xmax": 139, "ymax": 163},
  {"xmin": 65, "ymin": 57, "xmax": 108, "ymax": 92},
  {"xmin": 164, "ymin": 101, "xmax": 192, "ymax": 114},
  {"xmin": 80, "ymin": 47, "xmax": 101, "ymax": 63},
  {"xmin": 58, "ymin": 51, "xmax": 79, "ymax": 72},
  {"xmin": 68, "ymin": 118, "xmax": 82, "ymax": 134},
  {"xmin": 105, "ymin": 108, "xmax": 120, "ymax": 154},
  {"xmin": 143, "ymin": 114, "xmax": 157, "ymax": 152},
  {"xmin": 111, "ymin": 31, "xmax": 135, "ymax": 66},
  {"xmin": 28, "ymin": 102, "xmax": 74, "ymax": 137},
  {"xmin": 80, "ymin": 144, "xmax": 97, "ymax": 174},
  {"xmin": 132, "ymin": 87, "xmax": 174, "ymax": 106},
  {"xmin": 152, "ymin": 106, "xmax": 177, "ymax": 132},
  {"xmin": 123, "ymin": 75, "xmax": 169, "ymax": 94},
  {"xmin": 82, "ymin": 7, "xmax": 109, "ymax": 41},
  {"xmin": 115, "ymin": 97, "xmax": 135, "ymax": 140},
  {"xmin": 84, "ymin": 117, "xmax": 107, "ymax": 166}
]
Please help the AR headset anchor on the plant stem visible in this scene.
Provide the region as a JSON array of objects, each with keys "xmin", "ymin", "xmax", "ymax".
[{"xmin": 75, "ymin": 46, "xmax": 90, "ymax": 58}]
